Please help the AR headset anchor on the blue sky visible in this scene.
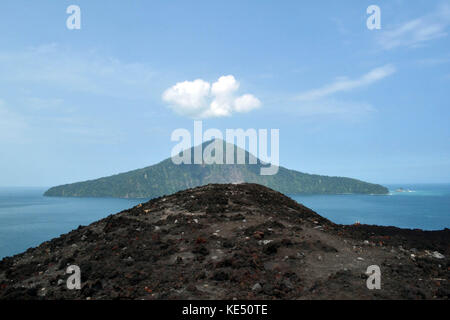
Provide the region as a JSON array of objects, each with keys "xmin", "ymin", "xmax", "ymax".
[{"xmin": 0, "ymin": 0, "xmax": 449, "ymax": 186}]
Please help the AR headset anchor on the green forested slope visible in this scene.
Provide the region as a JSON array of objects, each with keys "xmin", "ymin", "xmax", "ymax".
[{"xmin": 44, "ymin": 140, "xmax": 388, "ymax": 198}]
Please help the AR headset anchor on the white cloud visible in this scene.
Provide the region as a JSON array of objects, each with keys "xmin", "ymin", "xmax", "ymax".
[
  {"xmin": 211, "ymin": 75, "xmax": 240, "ymax": 96},
  {"xmin": 378, "ymin": 4, "xmax": 450, "ymax": 50},
  {"xmin": 162, "ymin": 79, "xmax": 211, "ymax": 115},
  {"xmin": 292, "ymin": 65, "xmax": 394, "ymax": 120},
  {"xmin": 234, "ymin": 94, "xmax": 262, "ymax": 113},
  {"xmin": 296, "ymin": 65, "xmax": 396, "ymax": 101},
  {"xmin": 162, "ymin": 75, "xmax": 261, "ymax": 118}
]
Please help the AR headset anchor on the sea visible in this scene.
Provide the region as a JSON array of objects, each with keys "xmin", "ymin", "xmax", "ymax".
[{"xmin": 0, "ymin": 184, "xmax": 449, "ymax": 259}]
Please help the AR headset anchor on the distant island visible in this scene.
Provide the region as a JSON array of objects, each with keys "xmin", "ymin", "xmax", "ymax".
[{"xmin": 44, "ymin": 140, "xmax": 389, "ymax": 198}]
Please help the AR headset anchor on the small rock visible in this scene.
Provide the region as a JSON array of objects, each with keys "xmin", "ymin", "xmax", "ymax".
[
  {"xmin": 432, "ymin": 251, "xmax": 445, "ymax": 259},
  {"xmin": 252, "ymin": 283, "xmax": 262, "ymax": 292},
  {"xmin": 357, "ymin": 257, "xmax": 364, "ymax": 261}
]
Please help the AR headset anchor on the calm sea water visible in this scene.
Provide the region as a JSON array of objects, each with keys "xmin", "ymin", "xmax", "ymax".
[
  {"xmin": 0, "ymin": 184, "xmax": 449, "ymax": 259},
  {"xmin": 290, "ymin": 184, "xmax": 450, "ymax": 231},
  {"xmin": 0, "ymin": 188, "xmax": 143, "ymax": 260}
]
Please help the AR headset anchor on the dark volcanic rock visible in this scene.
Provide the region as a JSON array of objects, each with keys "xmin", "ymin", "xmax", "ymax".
[{"xmin": 0, "ymin": 183, "xmax": 448, "ymax": 300}]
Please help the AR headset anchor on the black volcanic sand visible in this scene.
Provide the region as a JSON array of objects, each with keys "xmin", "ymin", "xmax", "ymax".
[{"xmin": 0, "ymin": 183, "xmax": 448, "ymax": 300}]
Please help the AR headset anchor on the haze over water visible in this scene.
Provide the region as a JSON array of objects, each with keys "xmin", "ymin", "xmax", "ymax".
[{"xmin": 0, "ymin": 184, "xmax": 449, "ymax": 259}]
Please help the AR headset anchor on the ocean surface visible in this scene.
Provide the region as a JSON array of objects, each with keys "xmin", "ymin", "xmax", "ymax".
[{"xmin": 0, "ymin": 184, "xmax": 449, "ymax": 259}]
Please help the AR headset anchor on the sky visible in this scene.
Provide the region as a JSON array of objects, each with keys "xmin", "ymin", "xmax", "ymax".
[{"xmin": 0, "ymin": 0, "xmax": 449, "ymax": 187}]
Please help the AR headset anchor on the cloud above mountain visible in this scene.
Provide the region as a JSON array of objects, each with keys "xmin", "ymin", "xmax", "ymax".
[{"xmin": 162, "ymin": 75, "xmax": 261, "ymax": 118}]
